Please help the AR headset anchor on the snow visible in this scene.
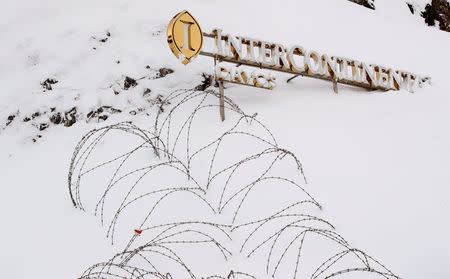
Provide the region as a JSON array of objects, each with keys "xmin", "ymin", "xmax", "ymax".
[{"xmin": 0, "ymin": 0, "xmax": 449, "ymax": 279}]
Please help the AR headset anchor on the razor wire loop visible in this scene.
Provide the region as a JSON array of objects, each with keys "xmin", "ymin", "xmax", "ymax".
[{"xmin": 69, "ymin": 88, "xmax": 401, "ymax": 279}]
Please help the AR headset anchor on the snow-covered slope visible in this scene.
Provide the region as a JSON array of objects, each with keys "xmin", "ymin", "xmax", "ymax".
[{"xmin": 0, "ymin": 0, "xmax": 449, "ymax": 279}]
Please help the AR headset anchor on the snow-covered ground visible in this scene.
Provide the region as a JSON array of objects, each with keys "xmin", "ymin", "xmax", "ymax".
[{"xmin": 0, "ymin": 0, "xmax": 449, "ymax": 279}]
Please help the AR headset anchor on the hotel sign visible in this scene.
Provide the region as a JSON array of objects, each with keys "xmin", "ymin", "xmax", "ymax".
[
  {"xmin": 167, "ymin": 10, "xmax": 203, "ymax": 65},
  {"xmin": 167, "ymin": 10, "xmax": 431, "ymax": 93}
]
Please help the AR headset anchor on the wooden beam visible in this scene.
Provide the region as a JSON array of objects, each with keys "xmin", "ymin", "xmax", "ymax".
[
  {"xmin": 199, "ymin": 51, "xmax": 382, "ymax": 91},
  {"xmin": 219, "ymin": 79, "xmax": 272, "ymax": 90},
  {"xmin": 219, "ymin": 81, "xmax": 225, "ymax": 121}
]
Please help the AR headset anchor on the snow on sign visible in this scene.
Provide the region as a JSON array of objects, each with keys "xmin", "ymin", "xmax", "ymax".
[{"xmin": 167, "ymin": 10, "xmax": 431, "ymax": 94}]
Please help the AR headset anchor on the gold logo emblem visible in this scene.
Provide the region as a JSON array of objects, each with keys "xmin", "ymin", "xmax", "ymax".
[{"xmin": 167, "ymin": 10, "xmax": 203, "ymax": 65}]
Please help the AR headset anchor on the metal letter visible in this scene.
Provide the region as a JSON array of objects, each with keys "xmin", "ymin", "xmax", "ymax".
[{"xmin": 288, "ymin": 45, "xmax": 306, "ymax": 72}]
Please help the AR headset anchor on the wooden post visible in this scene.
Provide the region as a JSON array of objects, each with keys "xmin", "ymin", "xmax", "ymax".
[
  {"xmin": 219, "ymin": 81, "xmax": 225, "ymax": 121},
  {"xmin": 333, "ymin": 80, "xmax": 338, "ymax": 94},
  {"xmin": 213, "ymin": 56, "xmax": 225, "ymax": 122}
]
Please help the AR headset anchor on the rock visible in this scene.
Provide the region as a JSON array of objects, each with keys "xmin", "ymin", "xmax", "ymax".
[
  {"xmin": 347, "ymin": 0, "xmax": 375, "ymax": 10},
  {"xmin": 195, "ymin": 73, "xmax": 214, "ymax": 91},
  {"xmin": 422, "ymin": 0, "xmax": 450, "ymax": 32},
  {"xmin": 143, "ymin": 88, "xmax": 152, "ymax": 96},
  {"xmin": 94, "ymin": 106, "xmax": 121, "ymax": 114},
  {"xmin": 6, "ymin": 115, "xmax": 15, "ymax": 126},
  {"xmin": 129, "ymin": 110, "xmax": 137, "ymax": 115},
  {"xmin": 87, "ymin": 106, "xmax": 122, "ymax": 123},
  {"xmin": 50, "ymin": 112, "xmax": 62, "ymax": 124},
  {"xmin": 105, "ymin": 106, "xmax": 121, "ymax": 114},
  {"xmin": 123, "ymin": 76, "xmax": 137, "ymax": 90},
  {"xmin": 407, "ymin": 3, "xmax": 415, "ymax": 14},
  {"xmin": 32, "ymin": 111, "xmax": 41, "ymax": 119},
  {"xmin": 31, "ymin": 134, "xmax": 42, "ymax": 142},
  {"xmin": 158, "ymin": 68, "xmax": 174, "ymax": 78},
  {"xmin": 64, "ymin": 107, "xmax": 77, "ymax": 127},
  {"xmin": 23, "ymin": 117, "xmax": 31, "ymax": 122},
  {"xmin": 41, "ymin": 78, "xmax": 58, "ymax": 91},
  {"xmin": 39, "ymin": 123, "xmax": 49, "ymax": 131}
]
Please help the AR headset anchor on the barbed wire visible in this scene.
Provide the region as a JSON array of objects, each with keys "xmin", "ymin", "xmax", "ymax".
[{"xmin": 68, "ymin": 88, "xmax": 401, "ymax": 279}]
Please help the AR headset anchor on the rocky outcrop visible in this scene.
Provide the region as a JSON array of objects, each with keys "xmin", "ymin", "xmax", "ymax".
[
  {"xmin": 347, "ymin": 0, "xmax": 375, "ymax": 10},
  {"xmin": 157, "ymin": 68, "xmax": 174, "ymax": 78},
  {"xmin": 123, "ymin": 76, "xmax": 137, "ymax": 90},
  {"xmin": 41, "ymin": 78, "xmax": 58, "ymax": 91},
  {"xmin": 407, "ymin": 3, "xmax": 416, "ymax": 14},
  {"xmin": 422, "ymin": 0, "xmax": 450, "ymax": 32}
]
